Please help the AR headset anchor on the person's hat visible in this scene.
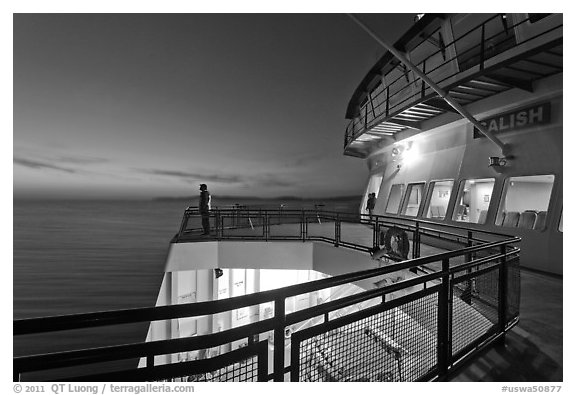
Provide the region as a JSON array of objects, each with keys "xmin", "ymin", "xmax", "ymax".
[{"xmin": 199, "ymin": 184, "xmax": 207, "ymax": 190}]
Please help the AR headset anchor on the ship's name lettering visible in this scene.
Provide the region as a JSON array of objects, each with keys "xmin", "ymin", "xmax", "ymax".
[{"xmin": 473, "ymin": 102, "xmax": 551, "ymax": 138}]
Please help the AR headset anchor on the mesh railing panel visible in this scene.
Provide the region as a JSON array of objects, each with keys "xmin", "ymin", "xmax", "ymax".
[
  {"xmin": 297, "ymin": 293, "xmax": 438, "ymax": 382},
  {"xmin": 167, "ymin": 354, "xmax": 260, "ymax": 382},
  {"xmin": 191, "ymin": 355, "xmax": 259, "ymax": 382},
  {"xmin": 451, "ymin": 267, "xmax": 500, "ymax": 356},
  {"xmin": 506, "ymin": 256, "xmax": 521, "ymax": 323}
]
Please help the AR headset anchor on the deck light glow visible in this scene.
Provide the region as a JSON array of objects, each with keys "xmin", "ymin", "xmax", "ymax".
[{"xmin": 401, "ymin": 145, "xmax": 420, "ymax": 166}]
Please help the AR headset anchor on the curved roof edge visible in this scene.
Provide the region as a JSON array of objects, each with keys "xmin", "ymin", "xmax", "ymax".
[{"xmin": 345, "ymin": 14, "xmax": 448, "ymax": 119}]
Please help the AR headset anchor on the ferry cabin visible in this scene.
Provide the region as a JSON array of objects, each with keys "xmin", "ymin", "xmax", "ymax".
[{"xmin": 347, "ymin": 13, "xmax": 562, "ymax": 275}]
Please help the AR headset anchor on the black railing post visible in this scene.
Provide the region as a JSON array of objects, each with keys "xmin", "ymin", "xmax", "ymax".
[
  {"xmin": 265, "ymin": 211, "xmax": 269, "ymax": 241},
  {"xmin": 417, "ymin": 222, "xmax": 421, "ymax": 258},
  {"xmin": 373, "ymin": 217, "xmax": 379, "ymax": 250},
  {"xmin": 214, "ymin": 209, "xmax": 220, "ymax": 239},
  {"xmin": 301, "ymin": 210, "xmax": 307, "ymax": 242},
  {"xmin": 498, "ymin": 244, "xmax": 508, "ymax": 332},
  {"xmin": 220, "ymin": 209, "xmax": 225, "ymax": 240},
  {"xmin": 412, "ymin": 222, "xmax": 420, "ymax": 259},
  {"xmin": 480, "ymin": 23, "xmax": 485, "ymax": 70},
  {"xmin": 335, "ymin": 213, "xmax": 340, "ymax": 247},
  {"xmin": 386, "ymin": 86, "xmax": 390, "ymax": 116},
  {"xmin": 421, "ymin": 59, "xmax": 426, "ymax": 98},
  {"xmin": 437, "ymin": 257, "xmax": 451, "ymax": 377},
  {"xmin": 145, "ymin": 354, "xmax": 155, "ymax": 378},
  {"xmin": 178, "ymin": 210, "xmax": 189, "ymax": 239},
  {"xmin": 273, "ymin": 297, "xmax": 286, "ymax": 382}
]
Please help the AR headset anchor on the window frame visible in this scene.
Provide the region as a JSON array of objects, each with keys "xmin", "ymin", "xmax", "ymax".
[
  {"xmin": 422, "ymin": 179, "xmax": 455, "ymax": 221},
  {"xmin": 451, "ymin": 177, "xmax": 496, "ymax": 224},
  {"xmin": 384, "ymin": 183, "xmax": 406, "ymax": 215},
  {"xmin": 399, "ymin": 182, "xmax": 427, "ymax": 217},
  {"xmin": 495, "ymin": 174, "xmax": 556, "ymax": 231}
]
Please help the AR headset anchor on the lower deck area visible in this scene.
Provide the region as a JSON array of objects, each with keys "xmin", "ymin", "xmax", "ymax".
[
  {"xmin": 451, "ymin": 269, "xmax": 562, "ymax": 381},
  {"xmin": 15, "ymin": 217, "xmax": 562, "ymax": 382},
  {"xmin": 174, "ymin": 221, "xmax": 563, "ymax": 381}
]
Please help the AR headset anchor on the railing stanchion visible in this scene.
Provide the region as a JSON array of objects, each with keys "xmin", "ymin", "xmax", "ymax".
[
  {"xmin": 374, "ymin": 216, "xmax": 379, "ymax": 250},
  {"xmin": 220, "ymin": 209, "xmax": 225, "ymax": 240},
  {"xmin": 335, "ymin": 213, "xmax": 340, "ymax": 247},
  {"xmin": 413, "ymin": 222, "xmax": 420, "ymax": 259},
  {"xmin": 498, "ymin": 244, "xmax": 508, "ymax": 333},
  {"xmin": 438, "ymin": 257, "xmax": 451, "ymax": 377},
  {"xmin": 273, "ymin": 297, "xmax": 286, "ymax": 382},
  {"xmin": 301, "ymin": 210, "xmax": 307, "ymax": 242},
  {"xmin": 265, "ymin": 211, "xmax": 269, "ymax": 241},
  {"xmin": 213, "ymin": 209, "xmax": 219, "ymax": 239},
  {"xmin": 177, "ymin": 210, "xmax": 189, "ymax": 240},
  {"xmin": 480, "ymin": 23, "xmax": 486, "ymax": 70}
]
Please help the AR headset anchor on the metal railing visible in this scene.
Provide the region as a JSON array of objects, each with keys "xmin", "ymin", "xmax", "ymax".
[
  {"xmin": 344, "ymin": 13, "xmax": 562, "ymax": 148},
  {"xmin": 14, "ymin": 208, "xmax": 520, "ymax": 382}
]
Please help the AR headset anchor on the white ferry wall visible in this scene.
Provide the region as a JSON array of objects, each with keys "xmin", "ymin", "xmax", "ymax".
[{"xmin": 363, "ymin": 75, "xmax": 562, "ymax": 275}]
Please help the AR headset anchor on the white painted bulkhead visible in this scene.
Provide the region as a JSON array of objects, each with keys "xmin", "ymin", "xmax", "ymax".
[
  {"xmin": 139, "ymin": 240, "xmax": 432, "ymax": 367},
  {"xmin": 362, "ymin": 73, "xmax": 563, "ymax": 274}
]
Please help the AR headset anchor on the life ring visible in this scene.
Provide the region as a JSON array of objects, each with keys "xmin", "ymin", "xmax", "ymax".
[{"xmin": 383, "ymin": 227, "xmax": 410, "ymax": 260}]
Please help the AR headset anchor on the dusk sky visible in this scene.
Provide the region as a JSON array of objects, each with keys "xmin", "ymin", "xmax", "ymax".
[{"xmin": 14, "ymin": 13, "xmax": 416, "ymax": 199}]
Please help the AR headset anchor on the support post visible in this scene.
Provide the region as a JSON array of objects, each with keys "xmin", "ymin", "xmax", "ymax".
[
  {"xmin": 498, "ymin": 244, "xmax": 508, "ymax": 333},
  {"xmin": 215, "ymin": 209, "xmax": 221, "ymax": 240},
  {"xmin": 373, "ymin": 217, "xmax": 379, "ymax": 250},
  {"xmin": 335, "ymin": 213, "xmax": 340, "ymax": 247},
  {"xmin": 480, "ymin": 24, "xmax": 486, "ymax": 70},
  {"xmin": 178, "ymin": 211, "xmax": 189, "ymax": 239},
  {"xmin": 437, "ymin": 258, "xmax": 451, "ymax": 377},
  {"xmin": 412, "ymin": 222, "xmax": 420, "ymax": 259},
  {"xmin": 273, "ymin": 298, "xmax": 286, "ymax": 382}
]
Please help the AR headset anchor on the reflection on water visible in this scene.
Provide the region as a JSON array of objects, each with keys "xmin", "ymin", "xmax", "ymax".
[{"xmin": 13, "ymin": 197, "xmax": 359, "ymax": 359}]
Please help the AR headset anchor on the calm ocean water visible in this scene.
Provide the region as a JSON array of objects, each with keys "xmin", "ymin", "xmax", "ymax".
[{"xmin": 13, "ymin": 197, "xmax": 359, "ymax": 363}]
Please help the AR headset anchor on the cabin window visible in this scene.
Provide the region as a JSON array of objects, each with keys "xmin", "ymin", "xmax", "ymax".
[
  {"xmin": 559, "ymin": 209, "xmax": 563, "ymax": 232},
  {"xmin": 424, "ymin": 180, "xmax": 454, "ymax": 220},
  {"xmin": 385, "ymin": 184, "xmax": 405, "ymax": 214},
  {"xmin": 452, "ymin": 178, "xmax": 495, "ymax": 224},
  {"xmin": 400, "ymin": 183, "xmax": 425, "ymax": 217},
  {"xmin": 496, "ymin": 175, "xmax": 555, "ymax": 230}
]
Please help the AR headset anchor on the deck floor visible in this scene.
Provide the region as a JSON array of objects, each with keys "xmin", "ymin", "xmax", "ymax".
[{"xmin": 180, "ymin": 221, "xmax": 563, "ymax": 381}]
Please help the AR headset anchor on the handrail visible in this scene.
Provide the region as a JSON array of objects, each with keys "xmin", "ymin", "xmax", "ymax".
[
  {"xmin": 14, "ymin": 222, "xmax": 518, "ymax": 335},
  {"xmin": 182, "ymin": 206, "xmax": 519, "ymax": 239},
  {"xmin": 344, "ymin": 13, "xmax": 562, "ymax": 149},
  {"xmin": 14, "ymin": 207, "xmax": 521, "ymax": 382}
]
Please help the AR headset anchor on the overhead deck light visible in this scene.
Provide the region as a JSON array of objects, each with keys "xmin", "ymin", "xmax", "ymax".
[{"xmin": 392, "ymin": 141, "xmax": 420, "ymax": 167}]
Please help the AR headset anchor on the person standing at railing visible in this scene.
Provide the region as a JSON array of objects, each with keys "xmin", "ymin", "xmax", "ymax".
[
  {"xmin": 366, "ymin": 193, "xmax": 376, "ymax": 221},
  {"xmin": 199, "ymin": 184, "xmax": 212, "ymax": 235}
]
